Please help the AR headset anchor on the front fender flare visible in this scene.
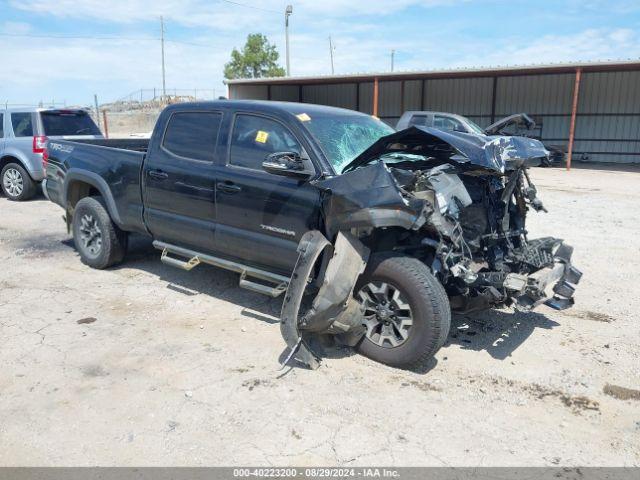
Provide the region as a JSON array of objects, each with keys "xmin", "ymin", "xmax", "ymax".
[
  {"xmin": 280, "ymin": 231, "xmax": 331, "ymax": 369},
  {"xmin": 280, "ymin": 231, "xmax": 369, "ymax": 369}
]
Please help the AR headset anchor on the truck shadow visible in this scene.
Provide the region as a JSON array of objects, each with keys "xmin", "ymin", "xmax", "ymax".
[
  {"xmin": 121, "ymin": 234, "xmax": 283, "ymax": 321},
  {"xmin": 445, "ymin": 309, "xmax": 559, "ymax": 360},
  {"xmin": 120, "ymin": 235, "xmax": 360, "ymax": 369},
  {"xmin": 120, "ymin": 235, "xmax": 558, "ymax": 369}
]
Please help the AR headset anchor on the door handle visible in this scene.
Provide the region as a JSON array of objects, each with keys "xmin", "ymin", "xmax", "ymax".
[
  {"xmin": 217, "ymin": 182, "xmax": 242, "ymax": 194},
  {"xmin": 148, "ymin": 169, "xmax": 168, "ymax": 180}
]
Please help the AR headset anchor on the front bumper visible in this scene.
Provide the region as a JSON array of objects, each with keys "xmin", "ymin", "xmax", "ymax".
[{"xmin": 507, "ymin": 242, "xmax": 582, "ymax": 311}]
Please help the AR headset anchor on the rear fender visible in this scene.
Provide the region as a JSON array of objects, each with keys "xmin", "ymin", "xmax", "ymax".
[
  {"xmin": 0, "ymin": 153, "xmax": 37, "ymax": 180},
  {"xmin": 64, "ymin": 169, "xmax": 123, "ymax": 228}
]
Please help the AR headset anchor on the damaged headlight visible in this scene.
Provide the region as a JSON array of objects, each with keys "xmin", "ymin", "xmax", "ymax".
[{"xmin": 416, "ymin": 165, "xmax": 472, "ymax": 218}]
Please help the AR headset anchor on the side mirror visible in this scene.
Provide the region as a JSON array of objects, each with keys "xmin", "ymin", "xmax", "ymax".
[{"xmin": 262, "ymin": 151, "xmax": 312, "ymax": 180}]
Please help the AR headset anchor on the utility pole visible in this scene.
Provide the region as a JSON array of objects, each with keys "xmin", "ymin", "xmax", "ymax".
[
  {"xmin": 94, "ymin": 94, "xmax": 101, "ymax": 129},
  {"xmin": 329, "ymin": 36, "xmax": 335, "ymax": 75},
  {"xmin": 160, "ymin": 16, "xmax": 166, "ymax": 99},
  {"xmin": 391, "ymin": 49, "xmax": 395, "ymax": 72},
  {"xmin": 285, "ymin": 5, "xmax": 293, "ymax": 76}
]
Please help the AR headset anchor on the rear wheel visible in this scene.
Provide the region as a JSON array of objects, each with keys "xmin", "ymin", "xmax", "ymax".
[
  {"xmin": 72, "ymin": 196, "xmax": 127, "ymax": 269},
  {"xmin": 354, "ymin": 254, "xmax": 451, "ymax": 368},
  {"xmin": 1, "ymin": 163, "xmax": 37, "ymax": 201}
]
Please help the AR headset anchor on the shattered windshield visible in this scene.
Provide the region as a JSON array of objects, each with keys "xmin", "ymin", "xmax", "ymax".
[{"xmin": 301, "ymin": 114, "xmax": 394, "ymax": 173}]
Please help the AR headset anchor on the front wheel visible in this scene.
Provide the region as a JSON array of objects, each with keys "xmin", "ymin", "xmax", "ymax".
[
  {"xmin": 354, "ymin": 254, "xmax": 451, "ymax": 368},
  {"xmin": 72, "ymin": 196, "xmax": 127, "ymax": 269}
]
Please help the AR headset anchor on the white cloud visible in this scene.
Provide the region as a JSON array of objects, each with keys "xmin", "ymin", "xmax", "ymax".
[
  {"xmin": 0, "ymin": 35, "xmax": 230, "ymax": 103},
  {"xmin": 444, "ymin": 28, "xmax": 640, "ymax": 69},
  {"xmin": 8, "ymin": 0, "xmax": 469, "ymax": 27},
  {"xmin": 1, "ymin": 21, "xmax": 34, "ymax": 34},
  {"xmin": 2, "ymin": 24, "xmax": 639, "ymax": 106},
  {"xmin": 2, "ymin": 1, "xmax": 639, "ymax": 105}
]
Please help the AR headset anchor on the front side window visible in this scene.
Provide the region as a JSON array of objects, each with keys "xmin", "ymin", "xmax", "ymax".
[
  {"xmin": 0, "ymin": 113, "xmax": 4, "ymax": 138},
  {"xmin": 11, "ymin": 112, "xmax": 34, "ymax": 137},
  {"xmin": 434, "ymin": 115, "xmax": 467, "ymax": 133},
  {"xmin": 162, "ymin": 112, "xmax": 222, "ymax": 161},
  {"xmin": 229, "ymin": 114, "xmax": 301, "ymax": 170}
]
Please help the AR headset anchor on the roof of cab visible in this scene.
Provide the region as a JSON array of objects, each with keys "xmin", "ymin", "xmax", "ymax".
[
  {"xmin": 402, "ymin": 111, "xmax": 469, "ymax": 120},
  {"xmin": 0, "ymin": 107, "xmax": 89, "ymax": 113},
  {"xmin": 163, "ymin": 100, "xmax": 368, "ymax": 118}
]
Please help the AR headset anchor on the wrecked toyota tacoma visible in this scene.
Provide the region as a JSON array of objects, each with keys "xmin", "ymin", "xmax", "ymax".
[{"xmin": 43, "ymin": 101, "xmax": 581, "ymax": 369}]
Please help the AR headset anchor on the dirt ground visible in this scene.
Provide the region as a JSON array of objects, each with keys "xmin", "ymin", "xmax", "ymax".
[{"xmin": 1, "ymin": 166, "xmax": 639, "ymax": 467}]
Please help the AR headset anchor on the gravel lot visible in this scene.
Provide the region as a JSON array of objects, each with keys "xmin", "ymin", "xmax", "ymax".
[{"xmin": 1, "ymin": 166, "xmax": 639, "ymax": 466}]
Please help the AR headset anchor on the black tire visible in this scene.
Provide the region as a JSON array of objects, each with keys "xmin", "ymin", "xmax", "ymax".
[
  {"xmin": 354, "ymin": 253, "xmax": 451, "ymax": 368},
  {"xmin": 1, "ymin": 162, "xmax": 37, "ymax": 201},
  {"xmin": 72, "ymin": 196, "xmax": 127, "ymax": 269}
]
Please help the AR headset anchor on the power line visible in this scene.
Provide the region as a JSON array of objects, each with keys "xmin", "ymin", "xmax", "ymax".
[
  {"xmin": 166, "ymin": 39, "xmax": 212, "ymax": 48},
  {"xmin": 0, "ymin": 31, "xmax": 212, "ymax": 48},
  {"xmin": 0, "ymin": 0, "xmax": 281, "ymax": 44},
  {"xmin": 0, "ymin": 32, "xmax": 149, "ymax": 41},
  {"xmin": 219, "ymin": 0, "xmax": 280, "ymax": 14}
]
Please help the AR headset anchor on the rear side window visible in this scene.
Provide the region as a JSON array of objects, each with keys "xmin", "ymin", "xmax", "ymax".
[
  {"xmin": 11, "ymin": 112, "xmax": 34, "ymax": 137},
  {"xmin": 229, "ymin": 114, "xmax": 301, "ymax": 170},
  {"xmin": 162, "ymin": 112, "xmax": 222, "ymax": 161},
  {"xmin": 41, "ymin": 111, "xmax": 101, "ymax": 136},
  {"xmin": 0, "ymin": 113, "xmax": 4, "ymax": 138},
  {"xmin": 408, "ymin": 115, "xmax": 428, "ymax": 127}
]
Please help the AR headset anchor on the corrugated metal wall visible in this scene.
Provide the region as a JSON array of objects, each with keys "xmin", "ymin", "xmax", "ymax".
[
  {"xmin": 229, "ymin": 69, "xmax": 640, "ymax": 163},
  {"xmin": 574, "ymin": 71, "xmax": 640, "ymax": 163}
]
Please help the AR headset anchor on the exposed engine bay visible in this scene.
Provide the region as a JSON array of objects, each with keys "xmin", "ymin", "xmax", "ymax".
[{"xmin": 280, "ymin": 126, "xmax": 582, "ymax": 369}]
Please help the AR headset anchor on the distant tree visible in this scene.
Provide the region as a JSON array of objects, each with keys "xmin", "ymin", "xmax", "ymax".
[{"xmin": 224, "ymin": 33, "xmax": 286, "ymax": 80}]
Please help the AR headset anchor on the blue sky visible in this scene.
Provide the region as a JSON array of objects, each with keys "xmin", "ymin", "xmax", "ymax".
[{"xmin": 1, "ymin": 0, "xmax": 639, "ymax": 106}]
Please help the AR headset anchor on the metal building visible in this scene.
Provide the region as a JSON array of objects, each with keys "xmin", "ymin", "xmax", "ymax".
[{"xmin": 226, "ymin": 60, "xmax": 640, "ymax": 165}]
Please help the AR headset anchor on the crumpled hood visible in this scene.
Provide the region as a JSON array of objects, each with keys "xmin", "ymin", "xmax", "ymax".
[
  {"xmin": 484, "ymin": 113, "xmax": 536, "ymax": 136},
  {"xmin": 342, "ymin": 126, "xmax": 550, "ymax": 174}
]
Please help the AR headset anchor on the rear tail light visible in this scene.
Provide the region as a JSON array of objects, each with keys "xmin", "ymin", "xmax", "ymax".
[
  {"xmin": 33, "ymin": 135, "xmax": 48, "ymax": 154},
  {"xmin": 42, "ymin": 146, "xmax": 49, "ymax": 169}
]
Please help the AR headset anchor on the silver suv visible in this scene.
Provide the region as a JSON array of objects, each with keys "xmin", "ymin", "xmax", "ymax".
[{"xmin": 0, "ymin": 107, "xmax": 103, "ymax": 201}]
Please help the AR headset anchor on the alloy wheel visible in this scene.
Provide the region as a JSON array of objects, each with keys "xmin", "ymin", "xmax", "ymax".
[
  {"xmin": 3, "ymin": 168, "xmax": 24, "ymax": 198},
  {"xmin": 79, "ymin": 214, "xmax": 103, "ymax": 257},
  {"xmin": 358, "ymin": 281, "xmax": 413, "ymax": 348}
]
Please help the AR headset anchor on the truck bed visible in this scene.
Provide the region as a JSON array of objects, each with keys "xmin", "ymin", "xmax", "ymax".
[
  {"xmin": 66, "ymin": 138, "xmax": 149, "ymax": 153},
  {"xmin": 45, "ymin": 138, "xmax": 147, "ymax": 233}
]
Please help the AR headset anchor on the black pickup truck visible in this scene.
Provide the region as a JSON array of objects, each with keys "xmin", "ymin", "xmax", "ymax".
[{"xmin": 44, "ymin": 100, "xmax": 581, "ymax": 369}]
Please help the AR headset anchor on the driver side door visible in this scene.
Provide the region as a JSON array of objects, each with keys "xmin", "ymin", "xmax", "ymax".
[{"xmin": 214, "ymin": 113, "xmax": 322, "ymax": 275}]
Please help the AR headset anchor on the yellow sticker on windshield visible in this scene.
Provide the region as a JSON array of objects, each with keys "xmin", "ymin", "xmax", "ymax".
[
  {"xmin": 296, "ymin": 113, "xmax": 311, "ymax": 122},
  {"xmin": 255, "ymin": 131, "xmax": 269, "ymax": 143}
]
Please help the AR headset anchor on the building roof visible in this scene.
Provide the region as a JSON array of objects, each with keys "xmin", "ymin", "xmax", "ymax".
[{"xmin": 225, "ymin": 59, "xmax": 640, "ymax": 86}]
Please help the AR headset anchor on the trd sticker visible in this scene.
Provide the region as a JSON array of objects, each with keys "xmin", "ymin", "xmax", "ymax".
[{"xmin": 49, "ymin": 143, "xmax": 74, "ymax": 153}]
